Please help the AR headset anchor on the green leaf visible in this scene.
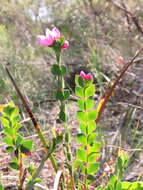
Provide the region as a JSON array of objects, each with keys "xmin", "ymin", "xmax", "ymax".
[
  {"xmin": 12, "ymin": 115, "xmax": 20, "ymax": 126},
  {"xmin": 0, "ymin": 184, "xmax": 4, "ymax": 190},
  {"xmin": 85, "ymin": 99, "xmax": 94, "ymax": 110},
  {"xmin": 74, "ymin": 160, "xmax": 82, "ymax": 168},
  {"xmin": 22, "ymin": 140, "xmax": 33, "ymax": 152},
  {"xmin": 63, "ymin": 90, "xmax": 70, "ymax": 100},
  {"xmin": 115, "ymin": 181, "xmax": 122, "ymax": 190},
  {"xmin": 77, "ymin": 133, "xmax": 87, "ymax": 144},
  {"xmin": 76, "ymin": 149, "xmax": 86, "ymax": 161},
  {"xmin": 80, "ymin": 123, "xmax": 87, "ymax": 134},
  {"xmin": 9, "ymin": 162, "xmax": 19, "ymax": 170},
  {"xmin": 12, "ymin": 157, "xmax": 18, "ymax": 163},
  {"xmin": 20, "ymin": 145, "xmax": 30, "ymax": 154},
  {"xmin": 78, "ymin": 99, "xmax": 85, "ymax": 111},
  {"xmin": 3, "ymin": 127, "xmax": 14, "ymax": 137},
  {"xmin": 89, "ymin": 142, "xmax": 101, "ymax": 152},
  {"xmin": 75, "ymin": 75, "xmax": 85, "ymax": 87},
  {"xmin": 87, "ymin": 163, "xmax": 99, "ymax": 175},
  {"xmin": 77, "ymin": 111, "xmax": 87, "ymax": 122},
  {"xmin": 87, "ymin": 175, "xmax": 94, "ymax": 181},
  {"xmin": 109, "ymin": 175, "xmax": 117, "ymax": 186},
  {"xmin": 51, "ymin": 64, "xmax": 61, "ymax": 75},
  {"xmin": 81, "ymin": 165, "xmax": 86, "ymax": 173},
  {"xmin": 78, "ymin": 76, "xmax": 85, "ymax": 87},
  {"xmin": 13, "ymin": 123, "xmax": 22, "ymax": 132},
  {"xmin": 75, "ymin": 87, "xmax": 84, "ymax": 98},
  {"xmin": 6, "ymin": 146, "xmax": 14, "ymax": 153},
  {"xmin": 51, "ymin": 65, "xmax": 67, "ymax": 76},
  {"xmin": 117, "ymin": 157, "xmax": 123, "ymax": 170},
  {"xmin": 16, "ymin": 134, "xmax": 23, "ymax": 147},
  {"xmin": 87, "ymin": 121, "xmax": 96, "ymax": 134},
  {"xmin": 0, "ymin": 117, "xmax": 10, "ymax": 128},
  {"xmin": 28, "ymin": 165, "xmax": 36, "ymax": 175},
  {"xmin": 4, "ymin": 137, "xmax": 13, "ymax": 146},
  {"xmin": 85, "ymin": 78, "xmax": 94, "ymax": 87},
  {"xmin": 85, "ymin": 85, "xmax": 95, "ymax": 97},
  {"xmin": 87, "ymin": 110, "xmax": 98, "ymax": 121},
  {"xmin": 60, "ymin": 65, "xmax": 67, "ymax": 75},
  {"xmin": 88, "ymin": 152, "xmax": 100, "ymax": 162},
  {"xmin": 3, "ymin": 105, "xmax": 15, "ymax": 117},
  {"xmin": 54, "ymin": 135, "xmax": 63, "ymax": 144},
  {"xmin": 55, "ymin": 90, "xmax": 65, "ymax": 101},
  {"xmin": 131, "ymin": 182, "xmax": 143, "ymax": 189},
  {"xmin": 121, "ymin": 182, "xmax": 132, "ymax": 190},
  {"xmin": 75, "ymin": 75, "xmax": 79, "ymax": 86},
  {"xmin": 87, "ymin": 134, "xmax": 97, "ymax": 144},
  {"xmin": 33, "ymin": 178, "xmax": 42, "ymax": 184}
]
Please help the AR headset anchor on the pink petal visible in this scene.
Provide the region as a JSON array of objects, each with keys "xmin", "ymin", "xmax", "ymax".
[
  {"xmin": 37, "ymin": 35, "xmax": 54, "ymax": 46},
  {"xmin": 80, "ymin": 71, "xmax": 86, "ymax": 79},
  {"xmin": 61, "ymin": 41, "xmax": 69, "ymax": 50},
  {"xmin": 80, "ymin": 71, "xmax": 92, "ymax": 80},
  {"xmin": 52, "ymin": 27, "xmax": 61, "ymax": 40},
  {"xmin": 55, "ymin": 128, "xmax": 62, "ymax": 134},
  {"xmin": 85, "ymin": 73, "xmax": 92, "ymax": 80},
  {"xmin": 45, "ymin": 28, "xmax": 53, "ymax": 37}
]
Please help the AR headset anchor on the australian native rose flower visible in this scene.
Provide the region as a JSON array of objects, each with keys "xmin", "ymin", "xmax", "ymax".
[
  {"xmin": 80, "ymin": 71, "xmax": 92, "ymax": 80},
  {"xmin": 37, "ymin": 27, "xmax": 69, "ymax": 50}
]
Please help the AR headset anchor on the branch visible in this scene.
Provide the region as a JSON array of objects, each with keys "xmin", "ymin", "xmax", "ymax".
[{"xmin": 96, "ymin": 47, "xmax": 143, "ymax": 123}]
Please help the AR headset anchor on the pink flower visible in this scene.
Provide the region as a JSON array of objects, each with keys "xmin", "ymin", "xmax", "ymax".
[
  {"xmin": 37, "ymin": 27, "xmax": 69, "ymax": 50},
  {"xmin": 37, "ymin": 34, "xmax": 54, "ymax": 46},
  {"xmin": 37, "ymin": 27, "xmax": 61, "ymax": 47},
  {"xmin": 55, "ymin": 128, "xmax": 62, "ymax": 134},
  {"xmin": 61, "ymin": 41, "xmax": 69, "ymax": 50},
  {"xmin": 50, "ymin": 27, "xmax": 60, "ymax": 40},
  {"xmin": 80, "ymin": 71, "xmax": 92, "ymax": 80}
]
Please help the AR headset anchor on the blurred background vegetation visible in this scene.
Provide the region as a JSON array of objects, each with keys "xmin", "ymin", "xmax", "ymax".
[
  {"xmin": 0, "ymin": 0, "xmax": 143, "ymax": 185},
  {"xmin": 0, "ymin": 0, "xmax": 143, "ymax": 180}
]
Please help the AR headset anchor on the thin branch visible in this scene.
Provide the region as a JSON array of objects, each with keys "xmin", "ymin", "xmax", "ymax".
[
  {"xmin": 106, "ymin": 144, "xmax": 143, "ymax": 152},
  {"xmin": 96, "ymin": 48, "xmax": 143, "ymax": 123}
]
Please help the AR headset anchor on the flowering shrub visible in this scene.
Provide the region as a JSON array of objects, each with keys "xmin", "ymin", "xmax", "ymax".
[{"xmin": 1, "ymin": 26, "xmax": 143, "ymax": 190}]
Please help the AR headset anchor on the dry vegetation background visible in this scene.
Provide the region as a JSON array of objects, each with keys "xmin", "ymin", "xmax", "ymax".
[{"xmin": 0, "ymin": 0, "xmax": 143, "ymax": 189}]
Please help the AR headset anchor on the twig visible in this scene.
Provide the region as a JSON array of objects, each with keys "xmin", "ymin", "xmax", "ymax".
[
  {"xmin": 96, "ymin": 48, "xmax": 143, "ymax": 123},
  {"xmin": 117, "ymin": 102, "xmax": 143, "ymax": 110},
  {"xmin": 106, "ymin": 144, "xmax": 143, "ymax": 152}
]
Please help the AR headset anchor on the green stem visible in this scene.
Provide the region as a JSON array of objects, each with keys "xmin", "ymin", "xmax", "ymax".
[
  {"xmin": 56, "ymin": 51, "xmax": 66, "ymax": 120},
  {"xmin": 56, "ymin": 52, "xmax": 74, "ymax": 188},
  {"xmin": 84, "ymin": 93, "xmax": 88, "ymax": 190}
]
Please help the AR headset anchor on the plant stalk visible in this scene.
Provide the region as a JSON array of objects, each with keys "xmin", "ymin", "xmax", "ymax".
[
  {"xmin": 96, "ymin": 48, "xmax": 143, "ymax": 123},
  {"xmin": 5, "ymin": 66, "xmax": 58, "ymax": 173}
]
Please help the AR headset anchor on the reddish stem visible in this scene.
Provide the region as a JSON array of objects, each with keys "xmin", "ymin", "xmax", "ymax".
[{"xmin": 96, "ymin": 48, "xmax": 143, "ymax": 123}]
